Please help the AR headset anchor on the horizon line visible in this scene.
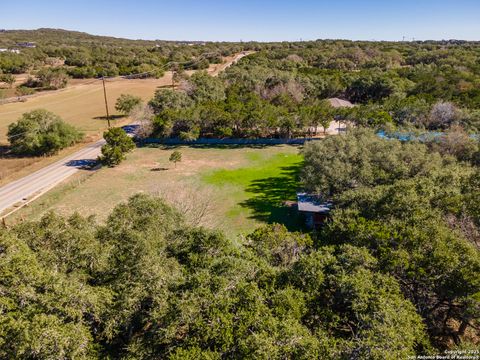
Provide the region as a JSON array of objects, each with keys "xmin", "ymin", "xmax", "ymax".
[{"xmin": 2, "ymin": 27, "xmax": 479, "ymax": 43}]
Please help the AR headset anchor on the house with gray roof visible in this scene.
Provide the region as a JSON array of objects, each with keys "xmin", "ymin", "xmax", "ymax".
[{"xmin": 296, "ymin": 192, "xmax": 332, "ymax": 229}]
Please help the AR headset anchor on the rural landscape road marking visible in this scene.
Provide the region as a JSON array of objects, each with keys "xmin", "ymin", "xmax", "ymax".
[{"xmin": 0, "ymin": 139, "xmax": 105, "ymax": 217}]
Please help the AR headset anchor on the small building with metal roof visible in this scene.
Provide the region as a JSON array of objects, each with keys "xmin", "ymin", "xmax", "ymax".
[
  {"xmin": 296, "ymin": 192, "xmax": 332, "ymax": 229},
  {"xmin": 327, "ymin": 98, "xmax": 354, "ymax": 108}
]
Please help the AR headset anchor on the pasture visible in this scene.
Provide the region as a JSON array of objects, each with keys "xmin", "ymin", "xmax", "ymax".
[
  {"xmin": 0, "ymin": 52, "xmax": 245, "ymax": 143},
  {"xmin": 9, "ymin": 145, "xmax": 303, "ymax": 238},
  {"xmin": 0, "ymin": 77, "xmax": 171, "ymax": 143},
  {"xmin": 0, "ymin": 54, "xmax": 246, "ymax": 184}
]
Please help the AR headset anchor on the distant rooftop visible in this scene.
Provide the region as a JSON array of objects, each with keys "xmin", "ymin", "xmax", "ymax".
[
  {"xmin": 16, "ymin": 42, "xmax": 36, "ymax": 48},
  {"xmin": 328, "ymin": 98, "xmax": 354, "ymax": 108},
  {"xmin": 297, "ymin": 192, "xmax": 332, "ymax": 214}
]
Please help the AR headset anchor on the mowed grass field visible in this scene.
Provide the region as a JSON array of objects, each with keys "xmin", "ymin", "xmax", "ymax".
[{"xmin": 9, "ymin": 145, "xmax": 304, "ymax": 238}]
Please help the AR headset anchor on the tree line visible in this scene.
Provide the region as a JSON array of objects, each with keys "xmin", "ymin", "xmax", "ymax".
[
  {"xmin": 0, "ymin": 28, "xmax": 243, "ymax": 77},
  {"xmin": 145, "ymin": 43, "xmax": 480, "ymax": 140},
  {"xmin": 3, "ymin": 30, "xmax": 480, "ymax": 138}
]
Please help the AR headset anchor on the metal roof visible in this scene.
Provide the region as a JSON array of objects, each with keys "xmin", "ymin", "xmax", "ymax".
[
  {"xmin": 297, "ymin": 192, "xmax": 332, "ymax": 213},
  {"xmin": 327, "ymin": 98, "xmax": 354, "ymax": 108}
]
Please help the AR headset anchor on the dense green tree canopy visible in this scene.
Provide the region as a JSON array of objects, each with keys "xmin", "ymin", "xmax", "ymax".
[
  {"xmin": 0, "ymin": 194, "xmax": 439, "ymax": 358},
  {"xmin": 301, "ymin": 129, "xmax": 447, "ymax": 195},
  {"xmin": 36, "ymin": 67, "xmax": 69, "ymax": 89},
  {"xmin": 149, "ymin": 89, "xmax": 194, "ymax": 113},
  {"xmin": 302, "ymin": 129, "xmax": 480, "ymax": 349},
  {"xmin": 184, "ymin": 71, "xmax": 226, "ymax": 103},
  {"xmin": 142, "ymin": 40, "xmax": 480, "ymax": 140},
  {"xmin": 7, "ymin": 109, "xmax": 84, "ymax": 155},
  {"xmin": 115, "ymin": 94, "xmax": 143, "ymax": 115}
]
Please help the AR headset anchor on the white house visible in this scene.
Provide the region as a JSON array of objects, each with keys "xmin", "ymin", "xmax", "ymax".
[{"xmin": 0, "ymin": 48, "xmax": 21, "ymax": 54}]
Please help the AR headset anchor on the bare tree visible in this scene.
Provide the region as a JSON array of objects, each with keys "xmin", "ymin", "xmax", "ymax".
[
  {"xmin": 259, "ymin": 79, "xmax": 304, "ymax": 103},
  {"xmin": 428, "ymin": 101, "xmax": 460, "ymax": 129},
  {"xmin": 179, "ymin": 79, "xmax": 195, "ymax": 96},
  {"xmin": 171, "ymin": 64, "xmax": 188, "ymax": 89},
  {"xmin": 445, "ymin": 213, "xmax": 480, "ymax": 250},
  {"xmin": 131, "ymin": 104, "xmax": 154, "ymax": 139},
  {"xmin": 285, "ymin": 54, "xmax": 304, "ymax": 63},
  {"xmin": 153, "ymin": 185, "xmax": 220, "ymax": 228},
  {"xmin": 428, "ymin": 124, "xmax": 478, "ymax": 161}
]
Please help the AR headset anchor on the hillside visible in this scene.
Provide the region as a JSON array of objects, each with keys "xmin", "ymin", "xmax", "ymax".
[
  {"xmin": 0, "ymin": 28, "xmax": 247, "ymax": 78},
  {"xmin": 0, "ymin": 28, "xmax": 202, "ymax": 47}
]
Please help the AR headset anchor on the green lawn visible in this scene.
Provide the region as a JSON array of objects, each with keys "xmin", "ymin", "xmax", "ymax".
[
  {"xmin": 9, "ymin": 145, "xmax": 304, "ymax": 238},
  {"xmin": 202, "ymin": 152, "xmax": 303, "ymax": 232}
]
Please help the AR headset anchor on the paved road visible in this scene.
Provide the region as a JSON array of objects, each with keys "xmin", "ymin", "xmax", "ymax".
[{"xmin": 0, "ymin": 139, "xmax": 105, "ymax": 216}]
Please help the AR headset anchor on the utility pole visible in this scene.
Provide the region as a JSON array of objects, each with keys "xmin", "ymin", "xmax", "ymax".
[{"xmin": 102, "ymin": 76, "xmax": 111, "ymax": 128}]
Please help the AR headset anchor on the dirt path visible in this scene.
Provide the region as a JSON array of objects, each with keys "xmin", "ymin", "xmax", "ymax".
[{"xmin": 207, "ymin": 51, "xmax": 254, "ymax": 76}]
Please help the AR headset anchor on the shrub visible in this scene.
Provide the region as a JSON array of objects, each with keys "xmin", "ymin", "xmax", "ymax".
[
  {"xmin": 149, "ymin": 89, "xmax": 193, "ymax": 114},
  {"xmin": 115, "ymin": 94, "xmax": 142, "ymax": 115},
  {"xmin": 15, "ymin": 85, "xmax": 35, "ymax": 96},
  {"xmin": 36, "ymin": 68, "xmax": 69, "ymax": 89},
  {"xmin": 0, "ymin": 73, "xmax": 15, "ymax": 87},
  {"xmin": 169, "ymin": 150, "xmax": 182, "ymax": 167}
]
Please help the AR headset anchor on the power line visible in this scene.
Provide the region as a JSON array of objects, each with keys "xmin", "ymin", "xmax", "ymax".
[
  {"xmin": 101, "ymin": 76, "xmax": 111, "ymax": 128},
  {"xmin": 93, "ymin": 51, "xmax": 223, "ymax": 127},
  {"xmin": 7, "ymin": 130, "xmax": 38, "ymax": 139},
  {"xmin": 64, "ymin": 51, "xmax": 224, "ymax": 86},
  {"xmin": 5, "ymin": 51, "xmax": 234, "ymax": 140}
]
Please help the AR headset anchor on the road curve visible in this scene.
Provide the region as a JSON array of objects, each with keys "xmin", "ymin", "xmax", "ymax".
[{"xmin": 0, "ymin": 139, "xmax": 105, "ymax": 216}]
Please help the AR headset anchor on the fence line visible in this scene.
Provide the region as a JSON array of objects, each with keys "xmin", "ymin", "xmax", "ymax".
[{"xmin": 140, "ymin": 137, "xmax": 324, "ymax": 146}]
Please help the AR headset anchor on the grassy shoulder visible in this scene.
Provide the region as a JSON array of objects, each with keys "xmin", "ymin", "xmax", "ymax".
[
  {"xmin": 8, "ymin": 145, "xmax": 303, "ymax": 237},
  {"xmin": 0, "ymin": 137, "xmax": 100, "ymax": 186}
]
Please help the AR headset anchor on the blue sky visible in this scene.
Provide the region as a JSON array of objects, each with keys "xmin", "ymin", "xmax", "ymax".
[{"xmin": 2, "ymin": 0, "xmax": 480, "ymax": 41}]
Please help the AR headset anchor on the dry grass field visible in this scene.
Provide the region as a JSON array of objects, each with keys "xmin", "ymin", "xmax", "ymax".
[
  {"xmin": 0, "ymin": 52, "xmax": 247, "ymax": 143},
  {"xmin": 0, "ymin": 76, "xmax": 171, "ymax": 143},
  {"xmin": 0, "ymin": 77, "xmax": 156, "ymax": 184},
  {"xmin": 8, "ymin": 144, "xmax": 303, "ymax": 238}
]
